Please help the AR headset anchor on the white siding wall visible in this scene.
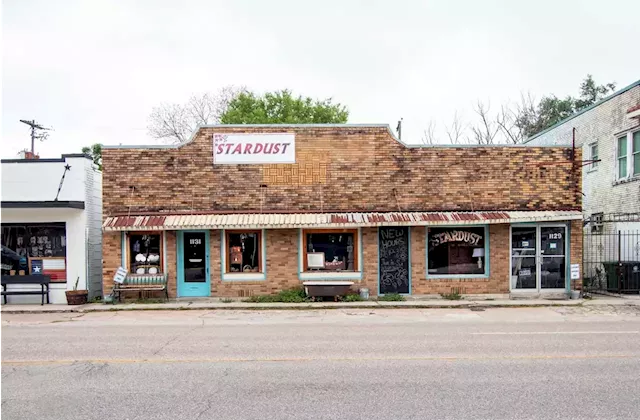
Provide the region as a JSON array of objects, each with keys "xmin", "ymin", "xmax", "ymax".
[
  {"xmin": 1, "ymin": 155, "xmax": 104, "ymax": 304},
  {"xmin": 84, "ymin": 159, "xmax": 103, "ymax": 299},
  {"xmin": 526, "ymin": 84, "xmax": 640, "ymax": 231}
]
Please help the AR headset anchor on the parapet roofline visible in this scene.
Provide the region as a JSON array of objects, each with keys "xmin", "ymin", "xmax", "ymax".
[{"xmin": 103, "ymin": 124, "xmax": 573, "ymax": 150}]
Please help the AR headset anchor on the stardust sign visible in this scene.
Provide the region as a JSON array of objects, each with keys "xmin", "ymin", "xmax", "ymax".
[{"xmin": 213, "ymin": 133, "xmax": 295, "ymax": 164}]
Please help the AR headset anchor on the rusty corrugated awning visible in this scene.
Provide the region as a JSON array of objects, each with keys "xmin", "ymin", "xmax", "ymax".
[{"xmin": 102, "ymin": 211, "xmax": 582, "ymax": 231}]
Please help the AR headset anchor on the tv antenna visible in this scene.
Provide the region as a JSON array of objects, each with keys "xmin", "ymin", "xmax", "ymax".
[{"xmin": 19, "ymin": 119, "xmax": 52, "ymax": 155}]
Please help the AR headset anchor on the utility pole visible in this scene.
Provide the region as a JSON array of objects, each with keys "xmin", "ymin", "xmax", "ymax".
[{"xmin": 19, "ymin": 119, "xmax": 50, "ymax": 155}]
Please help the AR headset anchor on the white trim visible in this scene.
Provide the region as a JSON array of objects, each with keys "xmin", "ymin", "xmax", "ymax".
[
  {"xmin": 299, "ymin": 272, "xmax": 362, "ymax": 281},
  {"xmin": 298, "ymin": 228, "xmax": 363, "ymax": 281}
]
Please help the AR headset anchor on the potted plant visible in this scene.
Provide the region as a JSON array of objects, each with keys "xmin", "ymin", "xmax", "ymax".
[{"xmin": 65, "ymin": 276, "xmax": 88, "ymax": 305}]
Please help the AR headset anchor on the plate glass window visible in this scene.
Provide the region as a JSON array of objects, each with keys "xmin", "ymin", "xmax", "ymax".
[
  {"xmin": 633, "ymin": 131, "xmax": 640, "ymax": 176},
  {"xmin": 225, "ymin": 231, "xmax": 261, "ymax": 273},
  {"xmin": 1, "ymin": 223, "xmax": 67, "ymax": 282},
  {"xmin": 129, "ymin": 233, "xmax": 162, "ymax": 275},
  {"xmin": 304, "ymin": 230, "xmax": 357, "ymax": 271},
  {"xmin": 589, "ymin": 142, "xmax": 598, "ymax": 169},
  {"xmin": 427, "ymin": 227, "xmax": 486, "ymax": 276},
  {"xmin": 617, "ymin": 136, "xmax": 628, "ymax": 179}
]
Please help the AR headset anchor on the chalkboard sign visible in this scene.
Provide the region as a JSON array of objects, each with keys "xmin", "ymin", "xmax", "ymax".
[{"xmin": 378, "ymin": 227, "xmax": 410, "ymax": 294}]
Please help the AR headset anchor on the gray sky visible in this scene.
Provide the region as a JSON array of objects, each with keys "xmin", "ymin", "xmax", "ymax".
[{"xmin": 2, "ymin": 0, "xmax": 639, "ymax": 158}]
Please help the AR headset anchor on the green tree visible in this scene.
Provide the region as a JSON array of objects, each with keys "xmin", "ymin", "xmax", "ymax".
[
  {"xmin": 517, "ymin": 75, "xmax": 616, "ymax": 138},
  {"xmin": 220, "ymin": 90, "xmax": 348, "ymax": 124},
  {"xmin": 82, "ymin": 143, "xmax": 102, "ymax": 170}
]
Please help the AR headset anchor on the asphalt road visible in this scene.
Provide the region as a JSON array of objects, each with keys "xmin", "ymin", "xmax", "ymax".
[{"xmin": 2, "ymin": 306, "xmax": 640, "ymax": 420}]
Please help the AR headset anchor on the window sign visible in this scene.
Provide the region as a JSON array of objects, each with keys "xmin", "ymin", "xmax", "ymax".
[
  {"xmin": 428, "ymin": 227, "xmax": 487, "ymax": 276},
  {"xmin": 213, "ymin": 133, "xmax": 295, "ymax": 164}
]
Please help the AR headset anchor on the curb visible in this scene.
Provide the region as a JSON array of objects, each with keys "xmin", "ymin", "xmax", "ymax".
[{"xmin": 1, "ymin": 300, "xmax": 590, "ymax": 314}]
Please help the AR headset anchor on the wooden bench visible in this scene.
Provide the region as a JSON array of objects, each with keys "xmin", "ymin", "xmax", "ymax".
[
  {"xmin": 113, "ymin": 274, "xmax": 168, "ymax": 302},
  {"xmin": 1, "ymin": 275, "xmax": 51, "ymax": 305}
]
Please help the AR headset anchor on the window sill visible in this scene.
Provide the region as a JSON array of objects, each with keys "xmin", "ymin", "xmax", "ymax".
[
  {"xmin": 586, "ymin": 167, "xmax": 598, "ymax": 173},
  {"xmin": 299, "ymin": 271, "xmax": 362, "ymax": 281},
  {"xmin": 222, "ymin": 272, "xmax": 266, "ymax": 282},
  {"xmin": 426, "ymin": 274, "xmax": 489, "ymax": 280},
  {"xmin": 613, "ymin": 175, "xmax": 640, "ymax": 186}
]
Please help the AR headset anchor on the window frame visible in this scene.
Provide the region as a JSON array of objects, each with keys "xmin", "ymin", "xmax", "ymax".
[
  {"xmin": 125, "ymin": 231, "xmax": 164, "ymax": 275},
  {"xmin": 633, "ymin": 130, "xmax": 640, "ymax": 176},
  {"xmin": 299, "ymin": 228, "xmax": 362, "ymax": 280},
  {"xmin": 1, "ymin": 222, "xmax": 68, "ymax": 283},
  {"xmin": 617, "ymin": 135, "xmax": 628, "ymax": 179},
  {"xmin": 425, "ymin": 225, "xmax": 490, "ymax": 279},
  {"xmin": 588, "ymin": 142, "xmax": 599, "ymax": 171},
  {"xmin": 221, "ymin": 229, "xmax": 266, "ymax": 281},
  {"xmin": 223, "ymin": 230, "xmax": 263, "ymax": 274}
]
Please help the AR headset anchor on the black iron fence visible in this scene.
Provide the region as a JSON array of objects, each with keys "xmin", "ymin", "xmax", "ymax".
[{"xmin": 583, "ymin": 230, "xmax": 640, "ymax": 294}]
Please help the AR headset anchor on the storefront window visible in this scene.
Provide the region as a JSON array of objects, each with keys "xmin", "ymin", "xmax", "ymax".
[
  {"xmin": 1, "ymin": 223, "xmax": 67, "ymax": 282},
  {"xmin": 225, "ymin": 231, "xmax": 262, "ymax": 273},
  {"xmin": 303, "ymin": 230, "xmax": 357, "ymax": 271},
  {"xmin": 128, "ymin": 233, "xmax": 163, "ymax": 275},
  {"xmin": 427, "ymin": 227, "xmax": 487, "ymax": 276}
]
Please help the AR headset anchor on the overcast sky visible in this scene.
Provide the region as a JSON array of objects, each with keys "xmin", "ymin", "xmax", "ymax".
[{"xmin": 2, "ymin": 0, "xmax": 639, "ymax": 158}]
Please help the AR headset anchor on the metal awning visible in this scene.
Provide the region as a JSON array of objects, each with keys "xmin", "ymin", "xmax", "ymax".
[{"xmin": 102, "ymin": 211, "xmax": 582, "ymax": 231}]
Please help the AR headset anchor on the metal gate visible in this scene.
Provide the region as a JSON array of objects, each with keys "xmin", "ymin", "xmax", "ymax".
[{"xmin": 583, "ymin": 230, "xmax": 640, "ymax": 294}]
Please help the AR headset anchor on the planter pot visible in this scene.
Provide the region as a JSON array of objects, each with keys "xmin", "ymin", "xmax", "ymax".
[
  {"xmin": 66, "ymin": 290, "xmax": 88, "ymax": 305},
  {"xmin": 570, "ymin": 290, "xmax": 581, "ymax": 300}
]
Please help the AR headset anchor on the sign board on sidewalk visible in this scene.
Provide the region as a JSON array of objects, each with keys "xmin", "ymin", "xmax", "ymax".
[
  {"xmin": 114, "ymin": 266, "xmax": 128, "ymax": 284},
  {"xmin": 570, "ymin": 264, "xmax": 580, "ymax": 280},
  {"xmin": 213, "ymin": 133, "xmax": 295, "ymax": 164}
]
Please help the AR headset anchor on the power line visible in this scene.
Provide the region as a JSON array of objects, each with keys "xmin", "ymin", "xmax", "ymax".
[{"xmin": 19, "ymin": 119, "xmax": 52, "ymax": 155}]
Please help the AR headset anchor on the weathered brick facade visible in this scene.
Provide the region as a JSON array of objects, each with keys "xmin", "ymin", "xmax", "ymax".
[
  {"xmin": 102, "ymin": 126, "xmax": 580, "ymax": 216},
  {"xmin": 102, "ymin": 125, "xmax": 583, "ymax": 298}
]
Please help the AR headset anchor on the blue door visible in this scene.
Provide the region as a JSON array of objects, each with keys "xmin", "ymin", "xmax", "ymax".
[{"xmin": 177, "ymin": 231, "xmax": 210, "ymax": 297}]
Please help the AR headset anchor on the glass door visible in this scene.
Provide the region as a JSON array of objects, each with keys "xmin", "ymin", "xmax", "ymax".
[
  {"xmin": 540, "ymin": 226, "xmax": 566, "ymax": 289},
  {"xmin": 511, "ymin": 225, "xmax": 567, "ymax": 292},
  {"xmin": 511, "ymin": 227, "xmax": 537, "ymax": 290},
  {"xmin": 177, "ymin": 231, "xmax": 210, "ymax": 297}
]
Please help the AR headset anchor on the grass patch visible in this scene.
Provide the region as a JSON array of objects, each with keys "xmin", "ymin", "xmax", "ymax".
[
  {"xmin": 134, "ymin": 298, "xmax": 166, "ymax": 304},
  {"xmin": 377, "ymin": 293, "xmax": 405, "ymax": 301},
  {"xmin": 243, "ymin": 288, "xmax": 309, "ymax": 303},
  {"xmin": 440, "ymin": 288, "xmax": 462, "ymax": 300},
  {"xmin": 220, "ymin": 298, "xmax": 234, "ymax": 303},
  {"xmin": 341, "ymin": 293, "xmax": 364, "ymax": 302}
]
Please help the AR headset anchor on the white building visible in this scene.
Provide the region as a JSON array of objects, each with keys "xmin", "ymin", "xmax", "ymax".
[
  {"xmin": 1, "ymin": 153, "xmax": 102, "ymax": 304},
  {"xmin": 525, "ymin": 79, "xmax": 640, "ymax": 230},
  {"xmin": 526, "ymin": 80, "xmax": 640, "ymax": 291}
]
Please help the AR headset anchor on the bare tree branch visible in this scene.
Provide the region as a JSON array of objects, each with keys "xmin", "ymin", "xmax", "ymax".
[
  {"xmin": 470, "ymin": 101, "xmax": 501, "ymax": 144},
  {"xmin": 421, "ymin": 120, "xmax": 437, "ymax": 145},
  {"xmin": 147, "ymin": 85, "xmax": 246, "ymax": 143},
  {"xmin": 444, "ymin": 111, "xmax": 467, "ymax": 144}
]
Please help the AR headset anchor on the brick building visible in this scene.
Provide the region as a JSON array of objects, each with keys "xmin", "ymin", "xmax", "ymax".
[{"xmin": 101, "ymin": 124, "xmax": 582, "ymax": 298}]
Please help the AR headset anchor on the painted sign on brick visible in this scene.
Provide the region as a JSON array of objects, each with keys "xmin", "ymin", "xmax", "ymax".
[{"xmin": 213, "ymin": 133, "xmax": 295, "ymax": 164}]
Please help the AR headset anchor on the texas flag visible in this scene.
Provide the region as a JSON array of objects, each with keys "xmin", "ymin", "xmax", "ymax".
[{"xmin": 31, "ymin": 259, "xmax": 66, "ymax": 281}]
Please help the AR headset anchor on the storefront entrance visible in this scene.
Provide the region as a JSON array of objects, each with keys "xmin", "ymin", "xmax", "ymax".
[
  {"xmin": 177, "ymin": 231, "xmax": 210, "ymax": 297},
  {"xmin": 510, "ymin": 225, "xmax": 568, "ymax": 292}
]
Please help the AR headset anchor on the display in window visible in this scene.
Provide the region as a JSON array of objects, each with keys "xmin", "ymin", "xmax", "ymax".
[
  {"xmin": 226, "ymin": 232, "xmax": 261, "ymax": 272},
  {"xmin": 305, "ymin": 232, "xmax": 355, "ymax": 271},
  {"xmin": 129, "ymin": 234, "xmax": 162, "ymax": 274},
  {"xmin": 1, "ymin": 223, "xmax": 67, "ymax": 282},
  {"xmin": 428, "ymin": 227, "xmax": 486, "ymax": 275}
]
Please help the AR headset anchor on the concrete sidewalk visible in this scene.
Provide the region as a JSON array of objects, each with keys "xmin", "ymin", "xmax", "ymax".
[{"xmin": 2, "ymin": 295, "xmax": 639, "ymax": 314}]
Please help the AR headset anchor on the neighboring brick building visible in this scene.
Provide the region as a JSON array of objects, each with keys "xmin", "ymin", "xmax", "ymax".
[
  {"xmin": 526, "ymin": 80, "xmax": 640, "ymax": 291},
  {"xmin": 102, "ymin": 124, "xmax": 582, "ymax": 299}
]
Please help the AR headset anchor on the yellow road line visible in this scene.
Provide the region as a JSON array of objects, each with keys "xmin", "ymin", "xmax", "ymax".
[{"xmin": 3, "ymin": 354, "xmax": 639, "ymax": 366}]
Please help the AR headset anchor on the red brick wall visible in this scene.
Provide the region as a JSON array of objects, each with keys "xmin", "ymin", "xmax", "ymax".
[
  {"xmin": 102, "ymin": 126, "xmax": 581, "ymax": 216},
  {"xmin": 103, "ymin": 223, "xmax": 582, "ymax": 298}
]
